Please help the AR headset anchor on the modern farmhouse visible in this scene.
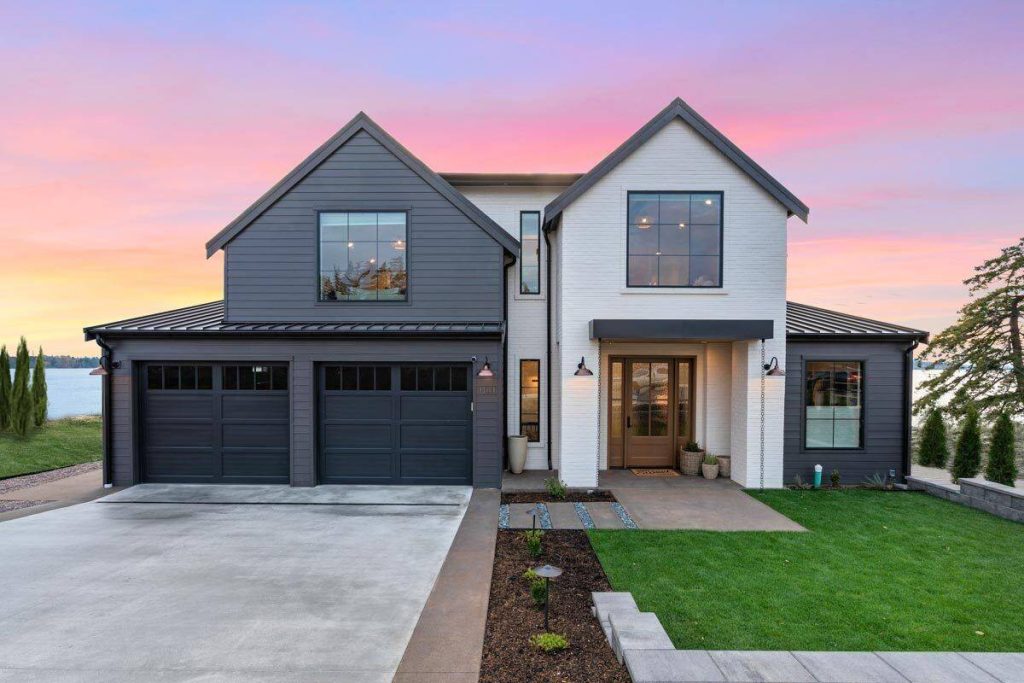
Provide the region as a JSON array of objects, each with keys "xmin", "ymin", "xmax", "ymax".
[{"xmin": 85, "ymin": 98, "xmax": 927, "ymax": 489}]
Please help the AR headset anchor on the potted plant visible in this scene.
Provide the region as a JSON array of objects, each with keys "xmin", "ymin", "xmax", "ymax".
[
  {"xmin": 716, "ymin": 455, "xmax": 731, "ymax": 478},
  {"xmin": 508, "ymin": 435, "xmax": 528, "ymax": 474},
  {"xmin": 680, "ymin": 441, "xmax": 704, "ymax": 475},
  {"xmin": 701, "ymin": 454, "xmax": 719, "ymax": 480}
]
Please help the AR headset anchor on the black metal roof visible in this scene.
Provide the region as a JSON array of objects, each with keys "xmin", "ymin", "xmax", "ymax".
[
  {"xmin": 84, "ymin": 302, "xmax": 504, "ymax": 339},
  {"xmin": 544, "ymin": 98, "xmax": 810, "ymax": 228},
  {"xmin": 786, "ymin": 302, "xmax": 928, "ymax": 342}
]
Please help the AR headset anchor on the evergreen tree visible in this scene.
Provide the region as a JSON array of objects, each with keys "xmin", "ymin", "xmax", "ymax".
[
  {"xmin": 917, "ymin": 237, "xmax": 1024, "ymax": 420},
  {"xmin": 985, "ymin": 413, "xmax": 1018, "ymax": 486},
  {"xmin": 951, "ymin": 404, "xmax": 983, "ymax": 482},
  {"xmin": 916, "ymin": 408, "xmax": 949, "ymax": 467},
  {"xmin": 31, "ymin": 347, "xmax": 47, "ymax": 427},
  {"xmin": 9, "ymin": 338, "xmax": 34, "ymax": 437},
  {"xmin": 0, "ymin": 345, "xmax": 10, "ymax": 431}
]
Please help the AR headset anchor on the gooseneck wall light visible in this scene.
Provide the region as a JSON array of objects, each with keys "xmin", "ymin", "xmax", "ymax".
[{"xmin": 573, "ymin": 356, "xmax": 593, "ymax": 377}]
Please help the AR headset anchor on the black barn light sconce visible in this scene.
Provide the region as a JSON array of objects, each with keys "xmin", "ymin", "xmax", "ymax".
[
  {"xmin": 573, "ymin": 356, "xmax": 593, "ymax": 377},
  {"xmin": 763, "ymin": 356, "xmax": 785, "ymax": 377},
  {"xmin": 475, "ymin": 356, "xmax": 494, "ymax": 378}
]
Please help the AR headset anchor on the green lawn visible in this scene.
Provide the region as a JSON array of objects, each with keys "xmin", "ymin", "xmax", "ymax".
[
  {"xmin": 590, "ymin": 490, "xmax": 1024, "ymax": 652},
  {"xmin": 0, "ymin": 416, "xmax": 102, "ymax": 479}
]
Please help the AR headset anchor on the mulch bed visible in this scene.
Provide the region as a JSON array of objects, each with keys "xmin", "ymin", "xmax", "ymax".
[
  {"xmin": 480, "ymin": 530, "xmax": 630, "ymax": 683},
  {"xmin": 501, "ymin": 490, "xmax": 617, "ymax": 504}
]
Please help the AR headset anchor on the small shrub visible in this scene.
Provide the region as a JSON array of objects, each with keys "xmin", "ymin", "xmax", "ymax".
[
  {"xmin": 917, "ymin": 408, "xmax": 949, "ymax": 468},
  {"xmin": 530, "ymin": 579, "xmax": 548, "ymax": 607},
  {"xmin": 543, "ymin": 477, "xmax": 567, "ymax": 500},
  {"xmin": 791, "ymin": 474, "xmax": 813, "ymax": 490},
  {"xmin": 522, "ymin": 568, "xmax": 539, "ymax": 583},
  {"xmin": 985, "ymin": 413, "xmax": 1017, "ymax": 486},
  {"xmin": 830, "ymin": 469, "xmax": 841, "ymax": 488},
  {"xmin": 952, "ymin": 405, "xmax": 982, "ymax": 482},
  {"xmin": 523, "ymin": 529, "xmax": 544, "ymax": 557},
  {"xmin": 703, "ymin": 454, "xmax": 718, "ymax": 466},
  {"xmin": 530, "ymin": 632, "xmax": 568, "ymax": 653},
  {"xmin": 683, "ymin": 441, "xmax": 703, "ymax": 452},
  {"xmin": 863, "ymin": 472, "xmax": 890, "ymax": 490}
]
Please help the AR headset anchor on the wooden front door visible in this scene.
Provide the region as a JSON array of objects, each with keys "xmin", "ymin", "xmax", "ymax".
[{"xmin": 609, "ymin": 357, "xmax": 695, "ymax": 469}]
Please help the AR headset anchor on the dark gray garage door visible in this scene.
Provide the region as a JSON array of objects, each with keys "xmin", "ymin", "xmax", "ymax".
[
  {"xmin": 319, "ymin": 364, "xmax": 472, "ymax": 484},
  {"xmin": 141, "ymin": 363, "xmax": 290, "ymax": 483}
]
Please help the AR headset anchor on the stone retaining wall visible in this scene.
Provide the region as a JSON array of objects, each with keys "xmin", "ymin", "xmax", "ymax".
[{"xmin": 907, "ymin": 476, "xmax": 1023, "ymax": 523}]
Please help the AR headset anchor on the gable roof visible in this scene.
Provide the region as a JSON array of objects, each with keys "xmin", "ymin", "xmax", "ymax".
[
  {"xmin": 543, "ymin": 97, "xmax": 809, "ymax": 228},
  {"xmin": 205, "ymin": 112, "xmax": 520, "ymax": 256},
  {"xmin": 786, "ymin": 301, "xmax": 928, "ymax": 342}
]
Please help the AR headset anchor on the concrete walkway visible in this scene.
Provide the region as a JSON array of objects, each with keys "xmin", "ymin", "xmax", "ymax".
[
  {"xmin": 502, "ymin": 470, "xmax": 804, "ymax": 531},
  {"xmin": 395, "ymin": 489, "xmax": 499, "ymax": 682},
  {"xmin": 0, "ymin": 465, "xmax": 113, "ymax": 522}
]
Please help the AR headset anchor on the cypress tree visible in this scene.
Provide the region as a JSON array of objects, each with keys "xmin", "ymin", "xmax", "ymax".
[
  {"xmin": 952, "ymin": 404, "xmax": 982, "ymax": 482},
  {"xmin": 31, "ymin": 347, "xmax": 47, "ymax": 427},
  {"xmin": 10, "ymin": 338, "xmax": 34, "ymax": 437},
  {"xmin": 916, "ymin": 408, "xmax": 949, "ymax": 467},
  {"xmin": 0, "ymin": 345, "xmax": 10, "ymax": 431},
  {"xmin": 985, "ymin": 413, "xmax": 1018, "ymax": 486}
]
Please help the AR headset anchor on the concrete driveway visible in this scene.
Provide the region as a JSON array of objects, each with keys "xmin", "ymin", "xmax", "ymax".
[{"xmin": 0, "ymin": 485, "xmax": 470, "ymax": 682}]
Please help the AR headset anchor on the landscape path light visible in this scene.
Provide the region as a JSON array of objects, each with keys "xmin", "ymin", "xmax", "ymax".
[{"xmin": 534, "ymin": 564, "xmax": 563, "ymax": 631}]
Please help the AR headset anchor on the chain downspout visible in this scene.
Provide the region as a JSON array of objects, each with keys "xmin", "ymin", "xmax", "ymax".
[
  {"xmin": 760, "ymin": 339, "xmax": 766, "ymax": 491},
  {"xmin": 595, "ymin": 340, "xmax": 602, "ymax": 488}
]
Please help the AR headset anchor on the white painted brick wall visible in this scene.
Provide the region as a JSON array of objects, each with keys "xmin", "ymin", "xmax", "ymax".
[
  {"xmin": 557, "ymin": 119, "xmax": 789, "ymax": 488},
  {"xmin": 457, "ymin": 186, "xmax": 564, "ymax": 469}
]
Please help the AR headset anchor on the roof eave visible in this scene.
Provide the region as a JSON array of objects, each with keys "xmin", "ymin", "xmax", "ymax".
[{"xmin": 786, "ymin": 332, "xmax": 930, "ymax": 343}]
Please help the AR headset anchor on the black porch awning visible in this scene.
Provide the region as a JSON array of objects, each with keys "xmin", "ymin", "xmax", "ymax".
[{"xmin": 589, "ymin": 319, "xmax": 774, "ymax": 341}]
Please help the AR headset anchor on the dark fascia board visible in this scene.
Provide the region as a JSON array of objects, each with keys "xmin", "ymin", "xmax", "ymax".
[
  {"xmin": 85, "ymin": 328, "xmax": 504, "ymax": 341},
  {"xmin": 787, "ymin": 332, "xmax": 929, "ymax": 343},
  {"xmin": 590, "ymin": 318, "xmax": 774, "ymax": 341},
  {"xmin": 544, "ymin": 98, "xmax": 809, "ymax": 230},
  {"xmin": 205, "ymin": 113, "xmax": 520, "ymax": 256},
  {"xmin": 441, "ymin": 172, "xmax": 584, "ymax": 187}
]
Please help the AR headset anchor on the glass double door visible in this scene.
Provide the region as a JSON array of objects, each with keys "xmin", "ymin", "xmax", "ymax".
[{"xmin": 611, "ymin": 358, "xmax": 693, "ymax": 468}]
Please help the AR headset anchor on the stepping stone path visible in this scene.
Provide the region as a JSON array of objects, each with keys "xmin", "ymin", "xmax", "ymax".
[{"xmin": 499, "ymin": 502, "xmax": 638, "ymax": 529}]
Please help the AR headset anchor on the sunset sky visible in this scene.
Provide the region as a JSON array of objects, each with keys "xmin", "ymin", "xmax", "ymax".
[{"xmin": 2, "ymin": 1, "xmax": 1021, "ymax": 355}]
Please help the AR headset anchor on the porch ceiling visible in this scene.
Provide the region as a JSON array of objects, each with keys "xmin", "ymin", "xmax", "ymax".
[{"xmin": 589, "ymin": 319, "xmax": 774, "ymax": 341}]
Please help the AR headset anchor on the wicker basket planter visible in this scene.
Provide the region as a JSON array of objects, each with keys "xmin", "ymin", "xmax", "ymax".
[{"xmin": 680, "ymin": 448, "xmax": 703, "ymax": 476}]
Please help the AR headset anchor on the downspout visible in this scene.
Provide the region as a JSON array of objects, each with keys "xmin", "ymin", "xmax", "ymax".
[
  {"xmin": 93, "ymin": 335, "xmax": 115, "ymax": 488},
  {"xmin": 502, "ymin": 254, "xmax": 514, "ymax": 476},
  {"xmin": 901, "ymin": 339, "xmax": 920, "ymax": 484},
  {"xmin": 543, "ymin": 224, "xmax": 554, "ymax": 471}
]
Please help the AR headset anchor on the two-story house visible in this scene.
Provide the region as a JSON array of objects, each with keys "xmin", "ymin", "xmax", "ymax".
[{"xmin": 86, "ymin": 98, "xmax": 928, "ymax": 490}]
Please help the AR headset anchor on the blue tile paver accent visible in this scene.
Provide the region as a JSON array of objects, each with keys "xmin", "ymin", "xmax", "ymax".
[
  {"xmin": 612, "ymin": 502, "xmax": 638, "ymax": 529},
  {"xmin": 574, "ymin": 502, "xmax": 595, "ymax": 529}
]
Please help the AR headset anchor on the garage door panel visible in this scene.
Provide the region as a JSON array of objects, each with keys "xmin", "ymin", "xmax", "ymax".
[
  {"xmin": 400, "ymin": 424, "xmax": 468, "ymax": 449},
  {"xmin": 400, "ymin": 395, "xmax": 469, "ymax": 421},
  {"xmin": 321, "ymin": 450, "xmax": 393, "ymax": 480},
  {"xmin": 319, "ymin": 363, "xmax": 471, "ymax": 485},
  {"xmin": 222, "ymin": 422, "xmax": 289, "ymax": 449},
  {"xmin": 145, "ymin": 423, "xmax": 215, "ymax": 448},
  {"xmin": 323, "ymin": 394, "xmax": 394, "ymax": 421},
  {"xmin": 142, "ymin": 363, "xmax": 290, "ymax": 484},
  {"xmin": 143, "ymin": 449, "xmax": 218, "ymax": 479},
  {"xmin": 222, "ymin": 394, "xmax": 289, "ymax": 420},
  {"xmin": 222, "ymin": 450, "xmax": 290, "ymax": 479},
  {"xmin": 146, "ymin": 394, "xmax": 214, "ymax": 419}
]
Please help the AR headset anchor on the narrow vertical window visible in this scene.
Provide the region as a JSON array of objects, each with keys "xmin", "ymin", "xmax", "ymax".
[
  {"xmin": 519, "ymin": 211, "xmax": 541, "ymax": 294},
  {"xmin": 520, "ymin": 359, "xmax": 540, "ymax": 442}
]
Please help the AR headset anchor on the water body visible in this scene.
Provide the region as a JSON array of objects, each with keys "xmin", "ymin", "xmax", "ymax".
[{"xmin": 6, "ymin": 368, "xmax": 101, "ymax": 419}]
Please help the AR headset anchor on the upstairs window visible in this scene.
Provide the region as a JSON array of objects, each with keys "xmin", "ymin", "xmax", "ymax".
[
  {"xmin": 805, "ymin": 361, "xmax": 863, "ymax": 449},
  {"xmin": 520, "ymin": 211, "xmax": 541, "ymax": 294},
  {"xmin": 319, "ymin": 212, "xmax": 407, "ymax": 302},
  {"xmin": 627, "ymin": 192, "xmax": 722, "ymax": 288}
]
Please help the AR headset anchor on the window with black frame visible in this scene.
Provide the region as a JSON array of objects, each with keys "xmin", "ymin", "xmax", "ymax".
[
  {"xmin": 627, "ymin": 192, "xmax": 722, "ymax": 287},
  {"xmin": 520, "ymin": 211, "xmax": 541, "ymax": 294},
  {"xmin": 319, "ymin": 212, "xmax": 407, "ymax": 301},
  {"xmin": 805, "ymin": 361, "xmax": 863, "ymax": 448},
  {"xmin": 520, "ymin": 359, "xmax": 540, "ymax": 442}
]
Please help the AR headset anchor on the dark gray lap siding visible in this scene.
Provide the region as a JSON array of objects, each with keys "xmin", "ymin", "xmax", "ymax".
[
  {"xmin": 104, "ymin": 336, "xmax": 503, "ymax": 488},
  {"xmin": 784, "ymin": 340, "xmax": 913, "ymax": 485}
]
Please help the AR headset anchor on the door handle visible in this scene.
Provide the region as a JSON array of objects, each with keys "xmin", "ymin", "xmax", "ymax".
[{"xmin": 626, "ymin": 416, "xmax": 632, "ymax": 428}]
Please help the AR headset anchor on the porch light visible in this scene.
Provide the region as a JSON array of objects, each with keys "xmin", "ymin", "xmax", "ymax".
[
  {"xmin": 574, "ymin": 356, "xmax": 593, "ymax": 377},
  {"xmin": 763, "ymin": 356, "xmax": 785, "ymax": 377},
  {"xmin": 89, "ymin": 359, "xmax": 121, "ymax": 376},
  {"xmin": 476, "ymin": 357, "xmax": 494, "ymax": 378}
]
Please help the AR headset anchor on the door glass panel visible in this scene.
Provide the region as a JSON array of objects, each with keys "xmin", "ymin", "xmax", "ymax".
[
  {"xmin": 630, "ymin": 363, "xmax": 650, "ymax": 436},
  {"xmin": 610, "ymin": 361, "xmax": 623, "ymax": 440},
  {"xmin": 650, "ymin": 362, "xmax": 670, "ymax": 436},
  {"xmin": 677, "ymin": 361, "xmax": 691, "ymax": 442}
]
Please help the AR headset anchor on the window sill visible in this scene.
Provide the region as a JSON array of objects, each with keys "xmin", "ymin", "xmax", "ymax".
[{"xmin": 619, "ymin": 288, "xmax": 729, "ymax": 296}]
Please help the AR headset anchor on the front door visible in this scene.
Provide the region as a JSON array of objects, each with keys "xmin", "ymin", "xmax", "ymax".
[{"xmin": 625, "ymin": 360, "xmax": 674, "ymax": 467}]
